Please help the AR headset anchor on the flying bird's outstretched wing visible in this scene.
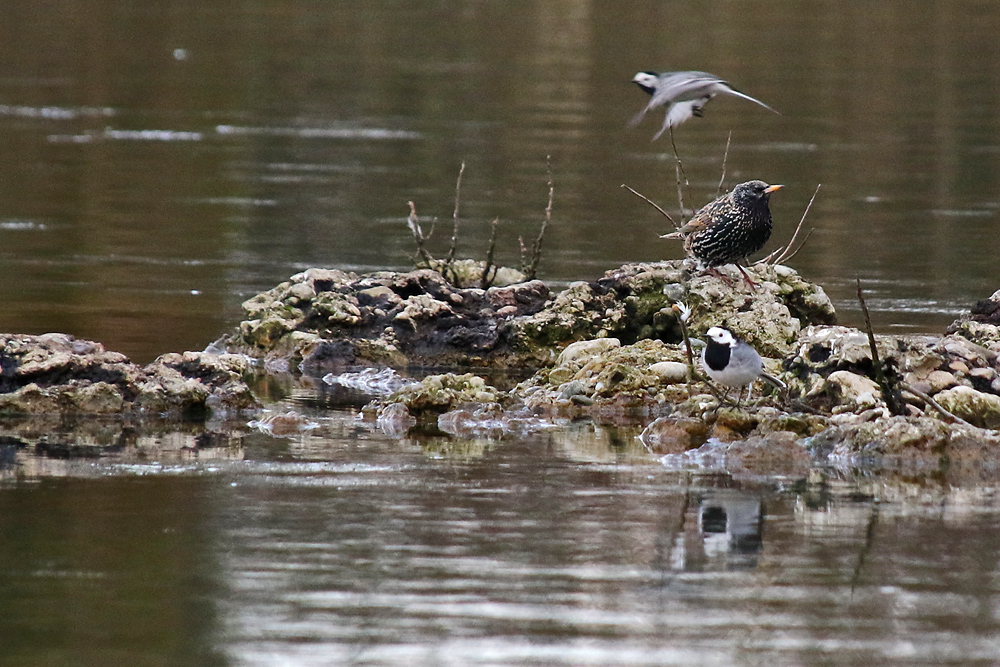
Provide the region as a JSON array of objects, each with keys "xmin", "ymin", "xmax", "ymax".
[{"xmin": 631, "ymin": 70, "xmax": 778, "ymax": 138}]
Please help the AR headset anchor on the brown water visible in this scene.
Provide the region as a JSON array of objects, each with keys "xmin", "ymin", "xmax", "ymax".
[
  {"xmin": 2, "ymin": 1, "xmax": 1000, "ymax": 362},
  {"xmin": 4, "ymin": 1, "xmax": 1000, "ymax": 664},
  {"xmin": 5, "ymin": 412, "xmax": 1000, "ymax": 666}
]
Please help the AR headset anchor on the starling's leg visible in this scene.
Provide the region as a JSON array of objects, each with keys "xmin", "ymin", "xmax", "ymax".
[
  {"xmin": 735, "ymin": 264, "xmax": 760, "ymax": 289},
  {"xmin": 707, "ymin": 266, "xmax": 738, "ymax": 287}
]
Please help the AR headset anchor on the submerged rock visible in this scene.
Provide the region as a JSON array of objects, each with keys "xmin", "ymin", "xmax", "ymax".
[
  {"xmin": 639, "ymin": 416, "xmax": 710, "ymax": 454},
  {"xmin": 373, "ymin": 373, "xmax": 501, "ymax": 415}
]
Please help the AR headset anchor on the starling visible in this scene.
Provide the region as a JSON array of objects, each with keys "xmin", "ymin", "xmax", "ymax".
[
  {"xmin": 630, "ymin": 70, "xmax": 778, "ymax": 139},
  {"xmin": 661, "ymin": 180, "xmax": 783, "ymax": 286},
  {"xmin": 701, "ymin": 326, "xmax": 785, "ymax": 403}
]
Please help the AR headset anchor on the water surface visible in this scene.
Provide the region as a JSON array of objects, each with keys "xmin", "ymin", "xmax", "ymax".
[
  {"xmin": 4, "ymin": 412, "xmax": 1000, "ymax": 666},
  {"xmin": 3, "ymin": 2, "xmax": 1000, "ymax": 664},
  {"xmin": 2, "ymin": 1, "xmax": 1000, "ymax": 361}
]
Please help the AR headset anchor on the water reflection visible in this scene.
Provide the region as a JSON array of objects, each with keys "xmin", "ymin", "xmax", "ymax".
[
  {"xmin": 3, "ymin": 1, "xmax": 1000, "ymax": 360},
  {"xmin": 5, "ymin": 1, "xmax": 1000, "ymax": 663},
  {"xmin": 4, "ymin": 414, "xmax": 1000, "ymax": 664}
]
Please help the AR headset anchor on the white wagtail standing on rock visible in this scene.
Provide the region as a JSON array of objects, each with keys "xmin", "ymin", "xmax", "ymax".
[
  {"xmin": 701, "ymin": 326, "xmax": 785, "ymax": 404},
  {"xmin": 630, "ymin": 70, "xmax": 779, "ymax": 139}
]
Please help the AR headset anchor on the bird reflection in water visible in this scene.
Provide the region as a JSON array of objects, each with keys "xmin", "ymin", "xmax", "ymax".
[{"xmin": 656, "ymin": 488, "xmax": 765, "ymax": 574}]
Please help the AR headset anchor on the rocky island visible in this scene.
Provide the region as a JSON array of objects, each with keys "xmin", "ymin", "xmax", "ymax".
[{"xmin": 3, "ymin": 258, "xmax": 1000, "ymax": 473}]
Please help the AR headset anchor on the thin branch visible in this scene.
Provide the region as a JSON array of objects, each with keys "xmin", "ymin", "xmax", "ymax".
[
  {"xmin": 621, "ymin": 184, "xmax": 676, "ymax": 227},
  {"xmin": 773, "ymin": 183, "xmax": 821, "ymax": 265},
  {"xmin": 757, "ymin": 183, "xmax": 821, "ymax": 266},
  {"xmin": 674, "ymin": 163, "xmax": 687, "ymax": 223},
  {"xmin": 406, "ymin": 201, "xmax": 435, "ymax": 268},
  {"xmin": 673, "ymin": 305, "xmax": 695, "ymax": 397},
  {"xmin": 857, "ymin": 278, "xmax": 907, "ymax": 416},
  {"xmin": 774, "ymin": 228, "xmax": 815, "ymax": 264},
  {"xmin": 445, "ymin": 161, "xmax": 466, "ymax": 279},
  {"xmin": 699, "ymin": 371, "xmax": 737, "ymax": 406},
  {"xmin": 524, "ymin": 156, "xmax": 553, "ymax": 280},
  {"xmin": 669, "ymin": 127, "xmax": 689, "ymax": 222},
  {"xmin": 717, "ymin": 130, "xmax": 732, "ymax": 196},
  {"xmin": 901, "ymin": 381, "xmax": 974, "ymax": 427},
  {"xmin": 480, "ymin": 217, "xmax": 500, "ymax": 289}
]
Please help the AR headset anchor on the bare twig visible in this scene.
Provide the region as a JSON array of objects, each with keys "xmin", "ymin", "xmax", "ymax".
[
  {"xmin": 857, "ymin": 278, "xmax": 907, "ymax": 416},
  {"xmin": 480, "ymin": 217, "xmax": 500, "ymax": 289},
  {"xmin": 524, "ymin": 155, "xmax": 553, "ymax": 280},
  {"xmin": 445, "ymin": 161, "xmax": 466, "ymax": 281},
  {"xmin": 674, "ymin": 162, "xmax": 687, "ymax": 223},
  {"xmin": 773, "ymin": 228, "xmax": 815, "ymax": 264},
  {"xmin": 669, "ymin": 127, "xmax": 689, "ymax": 222},
  {"xmin": 773, "ymin": 183, "xmax": 820, "ymax": 265},
  {"xmin": 717, "ymin": 130, "xmax": 732, "ymax": 196},
  {"xmin": 787, "ymin": 399, "xmax": 826, "ymax": 416},
  {"xmin": 621, "ymin": 184, "xmax": 676, "ymax": 227},
  {"xmin": 699, "ymin": 371, "xmax": 738, "ymax": 406},
  {"xmin": 901, "ymin": 381, "xmax": 974, "ymax": 427},
  {"xmin": 406, "ymin": 201, "xmax": 435, "ymax": 267},
  {"xmin": 672, "ymin": 303, "xmax": 695, "ymax": 396},
  {"xmin": 757, "ymin": 183, "xmax": 821, "ymax": 266}
]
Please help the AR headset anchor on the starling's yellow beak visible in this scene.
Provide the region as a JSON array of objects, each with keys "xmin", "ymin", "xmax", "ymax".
[{"xmin": 764, "ymin": 184, "xmax": 784, "ymax": 193}]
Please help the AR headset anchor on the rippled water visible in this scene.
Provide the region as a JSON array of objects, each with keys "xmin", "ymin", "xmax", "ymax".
[
  {"xmin": 4, "ymin": 411, "xmax": 1000, "ymax": 666},
  {"xmin": 3, "ymin": 1, "xmax": 1000, "ymax": 361},
  {"xmin": 4, "ymin": 1, "xmax": 1000, "ymax": 664}
]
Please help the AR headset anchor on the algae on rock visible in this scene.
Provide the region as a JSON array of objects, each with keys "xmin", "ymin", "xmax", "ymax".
[{"xmin": 221, "ymin": 259, "xmax": 837, "ymax": 371}]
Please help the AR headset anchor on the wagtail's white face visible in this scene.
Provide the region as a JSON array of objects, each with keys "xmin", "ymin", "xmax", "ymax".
[
  {"xmin": 632, "ymin": 71, "xmax": 659, "ymax": 93},
  {"xmin": 705, "ymin": 326, "xmax": 736, "ymax": 347}
]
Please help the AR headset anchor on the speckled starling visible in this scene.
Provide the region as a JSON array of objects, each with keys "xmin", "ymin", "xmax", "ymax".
[
  {"xmin": 661, "ymin": 180, "xmax": 783, "ymax": 285},
  {"xmin": 630, "ymin": 71, "xmax": 778, "ymax": 139}
]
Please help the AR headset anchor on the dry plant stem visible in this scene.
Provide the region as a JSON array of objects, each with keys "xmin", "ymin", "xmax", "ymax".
[
  {"xmin": 697, "ymin": 372, "xmax": 732, "ymax": 405},
  {"xmin": 901, "ymin": 382, "xmax": 974, "ymax": 427},
  {"xmin": 772, "ymin": 183, "xmax": 821, "ymax": 265},
  {"xmin": 757, "ymin": 183, "xmax": 821, "ymax": 266},
  {"xmin": 774, "ymin": 228, "xmax": 815, "ymax": 264},
  {"xmin": 674, "ymin": 163, "xmax": 687, "ymax": 223},
  {"xmin": 717, "ymin": 130, "xmax": 732, "ymax": 195},
  {"xmin": 787, "ymin": 399, "xmax": 825, "ymax": 416},
  {"xmin": 669, "ymin": 127, "xmax": 689, "ymax": 221},
  {"xmin": 445, "ymin": 161, "xmax": 466, "ymax": 281},
  {"xmin": 621, "ymin": 184, "xmax": 676, "ymax": 228},
  {"xmin": 524, "ymin": 156, "xmax": 553, "ymax": 280},
  {"xmin": 406, "ymin": 201, "xmax": 436, "ymax": 267},
  {"xmin": 677, "ymin": 317, "xmax": 695, "ymax": 397},
  {"xmin": 480, "ymin": 217, "xmax": 500, "ymax": 289},
  {"xmin": 856, "ymin": 278, "xmax": 907, "ymax": 416}
]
